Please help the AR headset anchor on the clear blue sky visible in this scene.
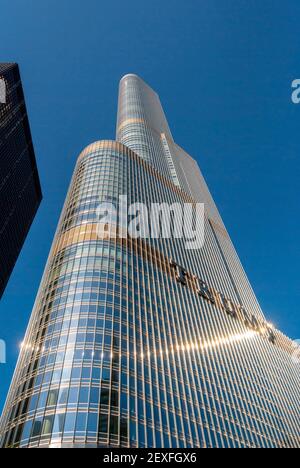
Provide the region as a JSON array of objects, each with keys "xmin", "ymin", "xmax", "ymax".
[{"xmin": 0, "ymin": 0, "xmax": 299, "ymax": 412}]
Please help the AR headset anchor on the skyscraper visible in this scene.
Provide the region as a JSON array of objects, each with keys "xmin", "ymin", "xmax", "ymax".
[
  {"xmin": 0, "ymin": 74, "xmax": 299, "ymax": 448},
  {"xmin": 0, "ymin": 63, "xmax": 42, "ymax": 299}
]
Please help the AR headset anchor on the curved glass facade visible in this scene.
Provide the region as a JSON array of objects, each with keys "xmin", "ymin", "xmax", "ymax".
[{"xmin": 0, "ymin": 76, "xmax": 299, "ymax": 448}]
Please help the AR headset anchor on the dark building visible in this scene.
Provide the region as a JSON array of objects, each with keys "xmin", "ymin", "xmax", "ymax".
[{"xmin": 0, "ymin": 63, "xmax": 42, "ymax": 299}]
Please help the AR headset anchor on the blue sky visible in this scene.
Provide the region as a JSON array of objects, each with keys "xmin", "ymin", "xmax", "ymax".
[{"xmin": 0, "ymin": 0, "xmax": 299, "ymax": 411}]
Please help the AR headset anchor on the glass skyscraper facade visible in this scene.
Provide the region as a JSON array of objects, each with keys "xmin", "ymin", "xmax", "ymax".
[
  {"xmin": 0, "ymin": 63, "xmax": 42, "ymax": 299},
  {"xmin": 0, "ymin": 74, "xmax": 299, "ymax": 448}
]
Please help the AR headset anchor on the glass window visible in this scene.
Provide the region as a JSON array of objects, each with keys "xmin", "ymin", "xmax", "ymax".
[
  {"xmin": 75, "ymin": 412, "xmax": 88, "ymax": 432},
  {"xmin": 64, "ymin": 412, "xmax": 76, "ymax": 434},
  {"xmin": 52, "ymin": 413, "xmax": 65, "ymax": 434},
  {"xmin": 87, "ymin": 412, "xmax": 98, "ymax": 434},
  {"xmin": 68, "ymin": 386, "xmax": 79, "ymax": 405},
  {"xmin": 100, "ymin": 388, "xmax": 109, "ymax": 406},
  {"xmin": 31, "ymin": 417, "xmax": 43, "ymax": 438},
  {"xmin": 79, "ymin": 386, "xmax": 89, "ymax": 404},
  {"xmin": 42, "ymin": 415, "xmax": 54, "ymax": 436},
  {"xmin": 21, "ymin": 419, "xmax": 33, "ymax": 442},
  {"xmin": 99, "ymin": 413, "xmax": 108, "ymax": 434}
]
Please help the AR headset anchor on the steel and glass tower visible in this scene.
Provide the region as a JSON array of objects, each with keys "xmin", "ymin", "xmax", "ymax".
[{"xmin": 1, "ymin": 74, "xmax": 299, "ymax": 448}]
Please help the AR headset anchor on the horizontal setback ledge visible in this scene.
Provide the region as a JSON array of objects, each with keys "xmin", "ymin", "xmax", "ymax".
[{"xmin": 77, "ymin": 140, "xmax": 129, "ymax": 162}]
